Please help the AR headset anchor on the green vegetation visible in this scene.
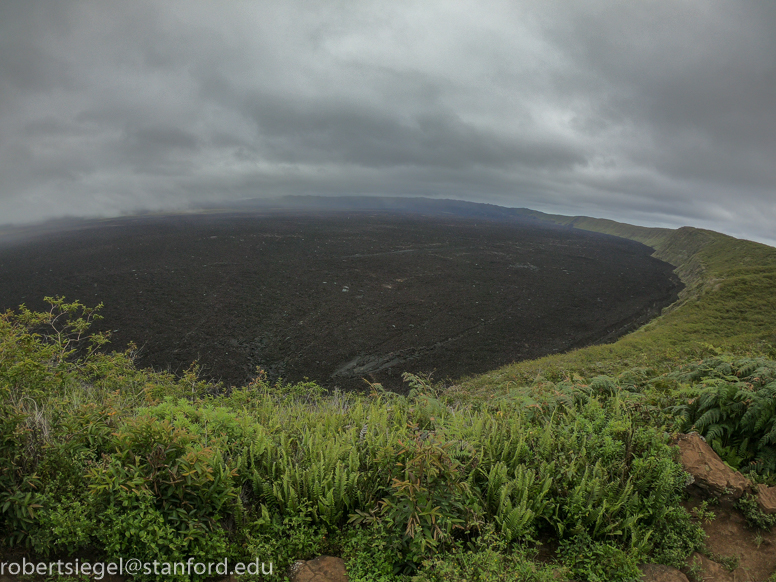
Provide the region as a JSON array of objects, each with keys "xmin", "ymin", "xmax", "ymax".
[
  {"xmin": 2, "ymin": 215, "xmax": 776, "ymax": 580},
  {"xmin": 668, "ymin": 356, "xmax": 776, "ymax": 475},
  {"xmin": 735, "ymin": 494, "xmax": 776, "ymax": 531}
]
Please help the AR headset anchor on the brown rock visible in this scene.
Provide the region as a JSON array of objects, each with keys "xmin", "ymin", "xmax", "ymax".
[
  {"xmin": 639, "ymin": 563, "xmax": 690, "ymax": 581},
  {"xmin": 756, "ymin": 483, "xmax": 776, "ymax": 514},
  {"xmin": 674, "ymin": 433, "xmax": 751, "ymax": 499},
  {"xmin": 289, "ymin": 556, "xmax": 349, "ymax": 582}
]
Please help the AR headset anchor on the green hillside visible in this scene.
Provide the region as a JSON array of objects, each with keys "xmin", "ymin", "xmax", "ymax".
[
  {"xmin": 462, "ymin": 215, "xmax": 776, "ymax": 396},
  {"xmin": 2, "ymin": 214, "xmax": 776, "ymax": 581}
]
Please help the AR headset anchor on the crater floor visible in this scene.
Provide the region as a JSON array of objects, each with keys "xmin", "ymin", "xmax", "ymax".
[{"xmin": 0, "ymin": 211, "xmax": 682, "ymax": 391}]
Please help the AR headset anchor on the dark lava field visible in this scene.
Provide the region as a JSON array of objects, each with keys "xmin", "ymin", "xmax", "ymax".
[{"xmin": 0, "ymin": 207, "xmax": 682, "ymax": 391}]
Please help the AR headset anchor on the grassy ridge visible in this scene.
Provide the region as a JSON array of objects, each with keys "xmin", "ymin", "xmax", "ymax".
[{"xmin": 461, "ymin": 214, "xmax": 776, "ymax": 394}]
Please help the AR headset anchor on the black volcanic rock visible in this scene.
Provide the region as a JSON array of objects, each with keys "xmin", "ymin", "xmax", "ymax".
[{"xmin": 0, "ymin": 208, "xmax": 682, "ymax": 391}]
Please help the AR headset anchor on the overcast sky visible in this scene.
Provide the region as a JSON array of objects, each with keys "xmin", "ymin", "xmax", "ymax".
[{"xmin": 1, "ymin": 1, "xmax": 774, "ymax": 245}]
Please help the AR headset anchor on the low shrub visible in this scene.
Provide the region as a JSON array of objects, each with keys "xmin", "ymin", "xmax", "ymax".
[
  {"xmin": 243, "ymin": 508, "xmax": 330, "ymax": 579},
  {"xmin": 669, "ymin": 356, "xmax": 776, "ymax": 474},
  {"xmin": 735, "ymin": 494, "xmax": 776, "ymax": 531},
  {"xmin": 96, "ymin": 492, "xmax": 232, "ymax": 582},
  {"xmin": 558, "ymin": 532, "xmax": 641, "ymax": 582},
  {"xmin": 88, "ymin": 414, "xmax": 238, "ymax": 530},
  {"xmin": 413, "ymin": 526, "xmax": 566, "ymax": 582}
]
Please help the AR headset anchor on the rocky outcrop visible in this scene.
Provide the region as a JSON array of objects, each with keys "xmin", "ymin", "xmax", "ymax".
[
  {"xmin": 757, "ymin": 483, "xmax": 776, "ymax": 515},
  {"xmin": 674, "ymin": 433, "xmax": 751, "ymax": 499},
  {"xmin": 289, "ymin": 556, "xmax": 349, "ymax": 582}
]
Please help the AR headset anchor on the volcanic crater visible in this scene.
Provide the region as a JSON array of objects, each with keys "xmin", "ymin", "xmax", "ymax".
[{"xmin": 0, "ymin": 208, "xmax": 682, "ymax": 391}]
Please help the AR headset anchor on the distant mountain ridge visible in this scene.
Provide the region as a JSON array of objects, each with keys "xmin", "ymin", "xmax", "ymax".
[{"xmin": 221, "ymin": 195, "xmax": 547, "ymax": 223}]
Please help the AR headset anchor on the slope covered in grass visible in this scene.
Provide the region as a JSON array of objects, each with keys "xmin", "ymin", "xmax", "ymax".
[{"xmin": 461, "ymin": 214, "xmax": 776, "ymax": 395}]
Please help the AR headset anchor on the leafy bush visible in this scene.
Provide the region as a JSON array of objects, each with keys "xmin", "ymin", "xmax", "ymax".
[
  {"xmin": 243, "ymin": 508, "xmax": 330, "ymax": 579},
  {"xmin": 97, "ymin": 492, "xmax": 231, "ymax": 582},
  {"xmin": 0, "ymin": 404, "xmax": 43, "ymax": 546},
  {"xmin": 369, "ymin": 427, "xmax": 483, "ymax": 568},
  {"xmin": 558, "ymin": 532, "xmax": 641, "ymax": 582},
  {"xmin": 340, "ymin": 524, "xmax": 402, "ymax": 582},
  {"xmin": 648, "ymin": 506, "xmax": 707, "ymax": 568},
  {"xmin": 669, "ymin": 356, "xmax": 776, "ymax": 474},
  {"xmin": 735, "ymin": 494, "xmax": 776, "ymax": 530},
  {"xmin": 30, "ymin": 498, "xmax": 94, "ymax": 557},
  {"xmin": 0, "ymin": 297, "xmax": 109, "ymax": 401},
  {"xmin": 413, "ymin": 526, "xmax": 566, "ymax": 582},
  {"xmin": 89, "ymin": 414, "xmax": 238, "ymax": 528}
]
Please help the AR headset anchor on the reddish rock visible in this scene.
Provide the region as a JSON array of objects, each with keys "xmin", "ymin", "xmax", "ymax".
[
  {"xmin": 639, "ymin": 563, "xmax": 690, "ymax": 581},
  {"xmin": 289, "ymin": 556, "xmax": 349, "ymax": 582},
  {"xmin": 674, "ymin": 433, "xmax": 751, "ymax": 499},
  {"xmin": 757, "ymin": 483, "xmax": 776, "ymax": 515}
]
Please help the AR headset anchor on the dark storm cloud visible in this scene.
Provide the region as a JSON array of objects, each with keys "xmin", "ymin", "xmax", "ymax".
[
  {"xmin": 0, "ymin": 1, "xmax": 774, "ymax": 245},
  {"xmin": 240, "ymin": 93, "xmax": 586, "ymax": 170}
]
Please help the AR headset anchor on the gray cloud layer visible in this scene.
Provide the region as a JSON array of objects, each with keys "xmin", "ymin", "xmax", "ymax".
[{"xmin": 1, "ymin": 1, "xmax": 774, "ymax": 244}]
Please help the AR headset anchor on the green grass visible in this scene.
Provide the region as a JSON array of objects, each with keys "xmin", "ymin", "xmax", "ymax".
[{"xmin": 459, "ymin": 215, "xmax": 776, "ymax": 397}]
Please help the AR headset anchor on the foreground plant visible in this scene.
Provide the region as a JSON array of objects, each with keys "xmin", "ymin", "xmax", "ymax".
[{"xmin": 0, "ymin": 299, "xmax": 715, "ymax": 580}]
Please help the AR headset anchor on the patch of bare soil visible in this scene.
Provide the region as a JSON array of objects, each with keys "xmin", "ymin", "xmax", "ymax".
[
  {"xmin": 0, "ymin": 210, "xmax": 681, "ymax": 391},
  {"xmin": 683, "ymin": 499, "xmax": 776, "ymax": 582}
]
